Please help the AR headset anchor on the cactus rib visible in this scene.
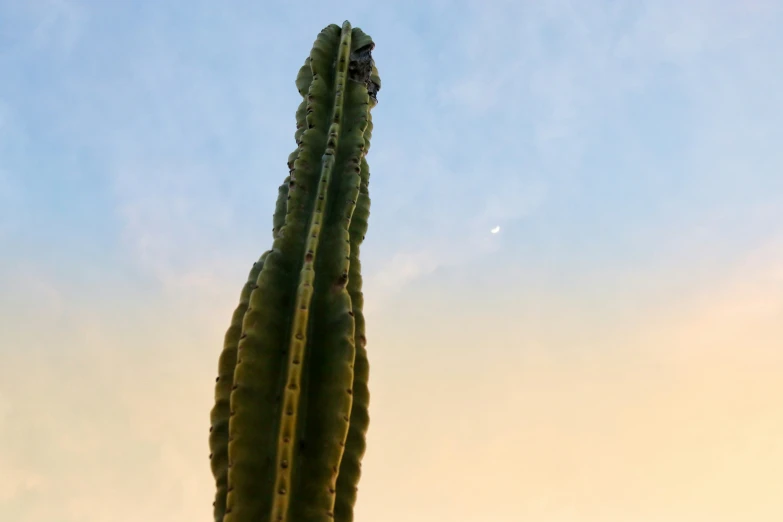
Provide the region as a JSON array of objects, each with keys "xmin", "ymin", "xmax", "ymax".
[{"xmin": 333, "ymin": 153, "xmax": 372, "ymax": 521}]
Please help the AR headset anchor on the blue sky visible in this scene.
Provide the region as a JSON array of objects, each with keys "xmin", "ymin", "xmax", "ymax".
[
  {"xmin": 3, "ymin": 0, "xmax": 781, "ymax": 303},
  {"xmin": 1, "ymin": 1, "xmax": 783, "ymax": 521}
]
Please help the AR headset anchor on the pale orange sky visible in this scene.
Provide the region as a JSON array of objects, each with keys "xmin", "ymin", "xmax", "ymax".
[{"xmin": 1, "ymin": 237, "xmax": 781, "ymax": 521}]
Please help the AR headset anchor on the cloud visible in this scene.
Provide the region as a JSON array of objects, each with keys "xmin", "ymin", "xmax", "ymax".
[
  {"xmin": 355, "ymin": 232, "xmax": 783, "ymax": 522},
  {"xmin": 1, "ymin": 2, "xmax": 782, "ymax": 520},
  {"xmin": 0, "ymin": 100, "xmax": 28, "ymax": 240},
  {"xmin": 3, "ymin": 230, "xmax": 781, "ymax": 521},
  {"xmin": 361, "ymin": 161, "xmax": 546, "ymax": 313},
  {"xmin": 0, "ymin": 267, "xmax": 219, "ymax": 520},
  {"xmin": 3, "ymin": 0, "xmax": 87, "ymax": 55}
]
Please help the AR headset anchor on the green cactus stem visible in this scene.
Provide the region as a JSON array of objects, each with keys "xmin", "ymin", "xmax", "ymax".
[{"xmin": 208, "ymin": 20, "xmax": 380, "ymax": 522}]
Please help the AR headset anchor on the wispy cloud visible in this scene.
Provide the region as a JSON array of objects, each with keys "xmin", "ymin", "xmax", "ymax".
[{"xmin": 1, "ymin": 1, "xmax": 782, "ymax": 521}]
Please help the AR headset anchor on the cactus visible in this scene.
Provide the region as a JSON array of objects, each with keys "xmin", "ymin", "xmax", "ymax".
[{"xmin": 208, "ymin": 21, "xmax": 381, "ymax": 522}]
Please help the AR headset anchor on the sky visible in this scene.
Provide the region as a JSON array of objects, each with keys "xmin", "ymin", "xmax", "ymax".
[{"xmin": 1, "ymin": 0, "xmax": 782, "ymax": 521}]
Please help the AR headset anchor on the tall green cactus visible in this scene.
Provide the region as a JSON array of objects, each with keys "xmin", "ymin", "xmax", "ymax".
[{"xmin": 208, "ymin": 21, "xmax": 380, "ymax": 522}]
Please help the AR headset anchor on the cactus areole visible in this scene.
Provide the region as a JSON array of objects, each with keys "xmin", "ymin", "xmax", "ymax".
[{"xmin": 208, "ymin": 21, "xmax": 380, "ymax": 522}]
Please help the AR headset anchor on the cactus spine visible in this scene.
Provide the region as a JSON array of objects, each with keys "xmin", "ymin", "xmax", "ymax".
[{"xmin": 208, "ymin": 21, "xmax": 380, "ymax": 522}]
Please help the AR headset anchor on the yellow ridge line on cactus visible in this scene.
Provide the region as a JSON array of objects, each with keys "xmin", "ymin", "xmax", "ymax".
[{"xmin": 271, "ymin": 20, "xmax": 354, "ymax": 522}]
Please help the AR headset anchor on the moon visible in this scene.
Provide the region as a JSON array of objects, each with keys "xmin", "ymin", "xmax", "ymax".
[{"xmin": 491, "ymin": 225, "xmax": 500, "ymax": 234}]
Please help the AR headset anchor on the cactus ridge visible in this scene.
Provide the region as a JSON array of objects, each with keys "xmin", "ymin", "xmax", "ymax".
[
  {"xmin": 209, "ymin": 173, "xmax": 290, "ymax": 522},
  {"xmin": 210, "ymin": 20, "xmax": 379, "ymax": 522},
  {"xmin": 333, "ymin": 151, "xmax": 372, "ymax": 522}
]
